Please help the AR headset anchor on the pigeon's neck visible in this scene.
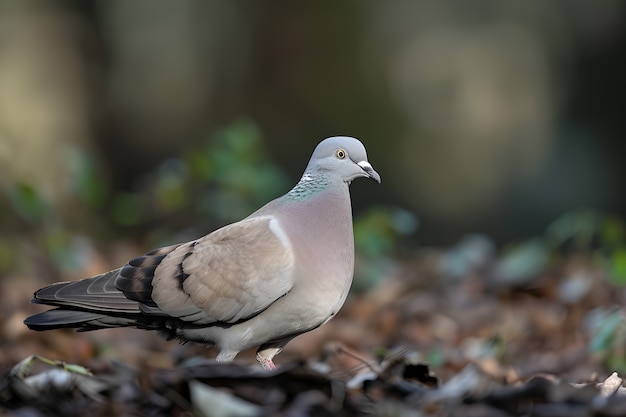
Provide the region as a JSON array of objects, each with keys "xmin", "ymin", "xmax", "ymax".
[{"xmin": 285, "ymin": 170, "xmax": 333, "ymax": 200}]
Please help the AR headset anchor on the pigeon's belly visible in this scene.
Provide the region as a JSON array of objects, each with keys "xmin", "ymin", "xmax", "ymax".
[{"xmin": 178, "ymin": 277, "xmax": 349, "ymax": 354}]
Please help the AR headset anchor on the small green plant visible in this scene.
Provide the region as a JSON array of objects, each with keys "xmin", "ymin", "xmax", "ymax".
[
  {"xmin": 353, "ymin": 206, "xmax": 418, "ymax": 291},
  {"xmin": 588, "ymin": 308, "xmax": 626, "ymax": 374}
]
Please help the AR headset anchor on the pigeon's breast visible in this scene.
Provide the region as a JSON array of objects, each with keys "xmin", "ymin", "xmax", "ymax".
[{"xmin": 275, "ymin": 187, "xmax": 355, "ymax": 298}]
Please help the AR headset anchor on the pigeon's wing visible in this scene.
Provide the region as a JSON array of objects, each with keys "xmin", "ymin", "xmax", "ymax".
[{"xmin": 116, "ymin": 215, "xmax": 296, "ymax": 325}]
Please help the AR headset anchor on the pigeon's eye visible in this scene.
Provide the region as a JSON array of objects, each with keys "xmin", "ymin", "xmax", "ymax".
[{"xmin": 335, "ymin": 149, "xmax": 346, "ymax": 159}]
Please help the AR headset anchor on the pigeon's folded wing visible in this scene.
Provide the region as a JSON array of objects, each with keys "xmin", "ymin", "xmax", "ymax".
[{"xmin": 118, "ymin": 215, "xmax": 296, "ymax": 325}]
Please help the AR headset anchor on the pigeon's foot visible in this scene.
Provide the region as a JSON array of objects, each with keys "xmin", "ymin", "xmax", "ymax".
[{"xmin": 256, "ymin": 352, "xmax": 277, "ymax": 370}]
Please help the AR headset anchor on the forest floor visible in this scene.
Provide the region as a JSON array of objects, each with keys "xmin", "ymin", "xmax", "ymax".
[{"xmin": 2, "ymin": 226, "xmax": 626, "ymax": 416}]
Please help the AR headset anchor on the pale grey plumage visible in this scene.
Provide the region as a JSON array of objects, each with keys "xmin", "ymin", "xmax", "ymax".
[{"xmin": 24, "ymin": 136, "xmax": 380, "ymax": 369}]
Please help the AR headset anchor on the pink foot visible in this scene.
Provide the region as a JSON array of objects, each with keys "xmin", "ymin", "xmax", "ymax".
[{"xmin": 256, "ymin": 353, "xmax": 276, "ymax": 370}]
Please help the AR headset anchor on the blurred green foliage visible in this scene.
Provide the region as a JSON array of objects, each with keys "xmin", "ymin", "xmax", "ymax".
[
  {"xmin": 7, "ymin": 183, "xmax": 48, "ymax": 224},
  {"xmin": 2, "ymin": 120, "xmax": 294, "ymax": 233},
  {"xmin": 497, "ymin": 239, "xmax": 549, "ymax": 284},
  {"xmin": 545, "ymin": 210, "xmax": 626, "ymax": 285},
  {"xmin": 588, "ymin": 308, "xmax": 626, "ymax": 374},
  {"xmin": 353, "ymin": 207, "xmax": 418, "ymax": 292},
  {"xmin": 0, "ymin": 239, "xmax": 16, "ymax": 274},
  {"xmin": 491, "ymin": 210, "xmax": 626, "ymax": 286},
  {"xmin": 105, "ymin": 119, "xmax": 291, "ymax": 232},
  {"xmin": 180, "ymin": 120, "xmax": 291, "ymax": 224},
  {"xmin": 354, "ymin": 207, "xmax": 418, "ymax": 258},
  {"xmin": 66, "ymin": 147, "xmax": 109, "ymax": 209},
  {"xmin": 110, "ymin": 192, "xmax": 143, "ymax": 227}
]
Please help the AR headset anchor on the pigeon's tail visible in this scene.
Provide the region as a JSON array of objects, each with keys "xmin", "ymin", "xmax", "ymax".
[
  {"xmin": 24, "ymin": 308, "xmax": 140, "ymax": 331},
  {"xmin": 24, "ymin": 269, "xmax": 145, "ymax": 332}
]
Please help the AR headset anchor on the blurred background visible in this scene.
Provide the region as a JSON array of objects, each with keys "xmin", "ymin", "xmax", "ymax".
[
  {"xmin": 2, "ymin": 0, "xmax": 626, "ymax": 382},
  {"xmin": 1, "ymin": 0, "xmax": 625, "ymax": 245}
]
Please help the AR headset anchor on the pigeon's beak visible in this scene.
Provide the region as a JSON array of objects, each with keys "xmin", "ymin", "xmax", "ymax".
[{"xmin": 357, "ymin": 161, "xmax": 381, "ymax": 183}]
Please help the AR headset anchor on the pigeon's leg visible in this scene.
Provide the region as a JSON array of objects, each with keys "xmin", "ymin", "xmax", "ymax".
[
  {"xmin": 256, "ymin": 347, "xmax": 282, "ymax": 370},
  {"xmin": 256, "ymin": 354, "xmax": 276, "ymax": 370}
]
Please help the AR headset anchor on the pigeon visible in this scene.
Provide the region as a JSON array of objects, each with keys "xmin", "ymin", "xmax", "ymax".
[{"xmin": 24, "ymin": 136, "xmax": 380, "ymax": 369}]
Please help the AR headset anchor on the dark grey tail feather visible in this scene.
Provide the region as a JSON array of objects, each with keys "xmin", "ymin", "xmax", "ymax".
[
  {"xmin": 24, "ymin": 308, "xmax": 140, "ymax": 331},
  {"xmin": 32, "ymin": 270, "xmax": 140, "ymax": 314},
  {"xmin": 24, "ymin": 307, "xmax": 192, "ymax": 342}
]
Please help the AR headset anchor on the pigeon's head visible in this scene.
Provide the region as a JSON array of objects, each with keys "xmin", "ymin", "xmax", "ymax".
[{"xmin": 307, "ymin": 136, "xmax": 381, "ymax": 184}]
